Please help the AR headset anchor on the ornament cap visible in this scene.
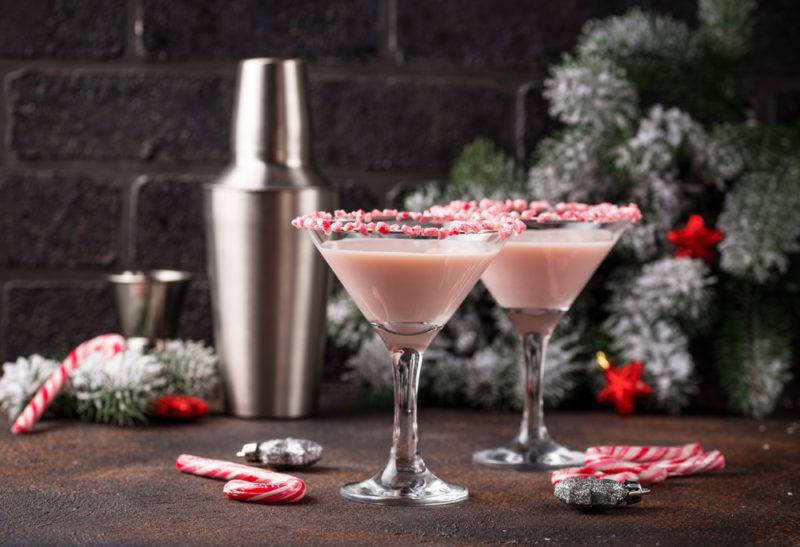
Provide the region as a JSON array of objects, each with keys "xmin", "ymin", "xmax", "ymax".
[
  {"xmin": 596, "ymin": 351, "xmax": 612, "ymax": 371},
  {"xmin": 237, "ymin": 442, "xmax": 261, "ymax": 462},
  {"xmin": 623, "ymin": 481, "xmax": 651, "ymax": 503}
]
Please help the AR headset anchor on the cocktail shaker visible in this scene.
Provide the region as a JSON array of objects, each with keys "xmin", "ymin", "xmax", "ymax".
[{"xmin": 205, "ymin": 58, "xmax": 335, "ymax": 418}]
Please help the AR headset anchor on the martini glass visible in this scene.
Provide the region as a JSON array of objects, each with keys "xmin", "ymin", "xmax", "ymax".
[
  {"xmin": 296, "ymin": 212, "xmax": 507, "ymax": 505},
  {"xmin": 474, "ymin": 219, "xmax": 632, "ymax": 470}
]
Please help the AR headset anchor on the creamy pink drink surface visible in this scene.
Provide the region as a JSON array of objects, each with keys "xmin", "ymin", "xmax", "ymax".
[
  {"xmin": 319, "ymin": 237, "xmax": 499, "ymax": 349},
  {"xmin": 481, "ymin": 229, "xmax": 615, "ymax": 334}
]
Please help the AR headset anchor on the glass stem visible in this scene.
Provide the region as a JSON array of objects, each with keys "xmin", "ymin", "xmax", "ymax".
[
  {"xmin": 515, "ymin": 332, "xmax": 552, "ymax": 449},
  {"xmin": 388, "ymin": 347, "xmax": 426, "ymax": 474}
]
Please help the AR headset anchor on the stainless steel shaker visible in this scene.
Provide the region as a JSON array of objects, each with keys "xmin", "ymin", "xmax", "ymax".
[{"xmin": 205, "ymin": 58, "xmax": 335, "ymax": 418}]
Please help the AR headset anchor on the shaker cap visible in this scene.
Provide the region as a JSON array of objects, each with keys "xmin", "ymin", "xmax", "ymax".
[{"xmin": 218, "ymin": 57, "xmax": 330, "ymax": 189}]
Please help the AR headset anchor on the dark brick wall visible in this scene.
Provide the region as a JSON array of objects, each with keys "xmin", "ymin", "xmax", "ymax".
[{"xmin": 0, "ymin": 0, "xmax": 798, "ymax": 360}]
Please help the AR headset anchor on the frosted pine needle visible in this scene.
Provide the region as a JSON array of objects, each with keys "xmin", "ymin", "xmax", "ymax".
[{"xmin": 0, "ymin": 355, "xmax": 59, "ymax": 421}]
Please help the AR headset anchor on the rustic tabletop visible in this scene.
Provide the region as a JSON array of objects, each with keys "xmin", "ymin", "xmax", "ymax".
[{"xmin": 1, "ymin": 410, "xmax": 798, "ymax": 545}]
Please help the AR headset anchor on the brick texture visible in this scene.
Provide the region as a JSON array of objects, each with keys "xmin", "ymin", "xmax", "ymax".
[
  {"xmin": 397, "ymin": 0, "xmax": 696, "ymax": 72},
  {"xmin": 2, "ymin": 283, "xmax": 117, "ymax": 360},
  {"xmin": 334, "ymin": 178, "xmax": 392, "ymax": 211},
  {"xmin": 521, "ymin": 85, "xmax": 553, "ymax": 160},
  {"xmin": 132, "ymin": 176, "xmax": 208, "ymax": 273},
  {"xmin": 746, "ymin": 0, "xmax": 800, "ymax": 74},
  {"xmin": 139, "ymin": 0, "xmax": 380, "ymax": 62},
  {"xmin": 8, "ymin": 71, "xmax": 233, "ymax": 163},
  {"xmin": 0, "ymin": 0, "xmax": 124, "ymax": 60},
  {"xmin": 0, "ymin": 174, "xmax": 122, "ymax": 269},
  {"xmin": 311, "ymin": 78, "xmax": 516, "ymax": 170},
  {"xmin": 775, "ymin": 88, "xmax": 800, "ymax": 125},
  {"xmin": 1, "ymin": 280, "xmax": 213, "ymax": 360},
  {"xmin": 8, "ymin": 70, "xmax": 517, "ymax": 172},
  {"xmin": 178, "ymin": 282, "xmax": 213, "ymax": 344}
]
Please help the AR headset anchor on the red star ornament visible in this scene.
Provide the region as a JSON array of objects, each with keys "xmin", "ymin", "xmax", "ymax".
[
  {"xmin": 151, "ymin": 395, "xmax": 209, "ymax": 420},
  {"xmin": 667, "ymin": 214, "xmax": 724, "ymax": 263},
  {"xmin": 596, "ymin": 353, "xmax": 652, "ymax": 415}
]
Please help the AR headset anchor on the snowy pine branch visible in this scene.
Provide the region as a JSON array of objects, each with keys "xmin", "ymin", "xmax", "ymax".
[
  {"xmin": 717, "ymin": 288, "xmax": 793, "ymax": 417},
  {"xmin": 718, "ymin": 164, "xmax": 800, "ymax": 283},
  {"xmin": 604, "ymin": 258, "xmax": 715, "ymax": 410},
  {"xmin": 153, "ymin": 340, "xmax": 220, "ymax": 399},
  {"xmin": 0, "ymin": 355, "xmax": 59, "ymax": 421},
  {"xmin": 0, "ymin": 340, "xmax": 219, "ymax": 427},
  {"xmin": 544, "ymin": 57, "xmax": 638, "ymax": 130},
  {"xmin": 578, "ymin": 9, "xmax": 696, "ymax": 64},
  {"xmin": 71, "ymin": 350, "xmax": 165, "ymax": 426},
  {"xmin": 528, "ymin": 128, "xmax": 610, "ymax": 202}
]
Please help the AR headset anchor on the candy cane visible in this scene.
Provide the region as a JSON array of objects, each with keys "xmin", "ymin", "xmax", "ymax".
[
  {"xmin": 635, "ymin": 466, "xmax": 670, "ymax": 484},
  {"xmin": 176, "ymin": 454, "xmax": 297, "ymax": 484},
  {"xmin": 656, "ymin": 450, "xmax": 725, "ymax": 477},
  {"xmin": 578, "ymin": 456, "xmax": 645, "ymax": 472},
  {"xmin": 223, "ymin": 479, "xmax": 306, "ymax": 504},
  {"xmin": 11, "ymin": 334, "xmax": 126, "ymax": 434},
  {"xmin": 551, "ymin": 468, "xmax": 642, "ymax": 485},
  {"xmin": 177, "ymin": 455, "xmax": 306, "ymax": 504},
  {"xmin": 585, "ymin": 443, "xmax": 701, "ymax": 464},
  {"xmin": 552, "ymin": 444, "xmax": 723, "ymax": 486}
]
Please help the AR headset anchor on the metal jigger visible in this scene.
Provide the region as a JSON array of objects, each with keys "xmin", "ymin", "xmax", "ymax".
[
  {"xmin": 108, "ymin": 270, "xmax": 192, "ymax": 350},
  {"xmin": 205, "ymin": 58, "xmax": 335, "ymax": 418}
]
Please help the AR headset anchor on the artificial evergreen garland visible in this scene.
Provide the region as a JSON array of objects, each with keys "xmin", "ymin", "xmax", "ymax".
[
  {"xmin": 0, "ymin": 340, "xmax": 219, "ymax": 427},
  {"xmin": 330, "ymin": 0, "xmax": 799, "ymax": 417}
]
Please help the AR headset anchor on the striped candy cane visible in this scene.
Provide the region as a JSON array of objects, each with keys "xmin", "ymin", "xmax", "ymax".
[
  {"xmin": 223, "ymin": 479, "xmax": 306, "ymax": 504},
  {"xmin": 656, "ymin": 450, "xmax": 726, "ymax": 477},
  {"xmin": 176, "ymin": 454, "xmax": 297, "ymax": 484},
  {"xmin": 11, "ymin": 334, "xmax": 126, "ymax": 434},
  {"xmin": 177, "ymin": 454, "xmax": 306, "ymax": 504},
  {"xmin": 585, "ymin": 443, "xmax": 702, "ymax": 464},
  {"xmin": 551, "ymin": 444, "xmax": 724, "ymax": 486},
  {"xmin": 551, "ymin": 468, "xmax": 643, "ymax": 485}
]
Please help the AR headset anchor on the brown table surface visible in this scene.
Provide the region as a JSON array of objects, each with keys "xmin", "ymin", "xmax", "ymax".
[{"xmin": 1, "ymin": 410, "xmax": 799, "ymax": 545}]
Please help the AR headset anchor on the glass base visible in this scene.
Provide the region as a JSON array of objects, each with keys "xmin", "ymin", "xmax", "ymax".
[
  {"xmin": 340, "ymin": 468, "xmax": 468, "ymax": 506},
  {"xmin": 473, "ymin": 439, "xmax": 585, "ymax": 471}
]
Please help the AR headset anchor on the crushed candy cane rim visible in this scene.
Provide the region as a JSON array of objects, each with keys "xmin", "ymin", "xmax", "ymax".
[
  {"xmin": 291, "ymin": 208, "xmax": 526, "ymax": 240},
  {"xmin": 428, "ymin": 199, "xmax": 643, "ymax": 223}
]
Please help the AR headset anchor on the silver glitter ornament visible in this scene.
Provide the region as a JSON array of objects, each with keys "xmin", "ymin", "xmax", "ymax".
[
  {"xmin": 237, "ymin": 438, "xmax": 323, "ymax": 470},
  {"xmin": 554, "ymin": 478, "xmax": 650, "ymax": 511}
]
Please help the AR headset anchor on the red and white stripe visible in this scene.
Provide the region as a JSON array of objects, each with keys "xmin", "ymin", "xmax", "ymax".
[
  {"xmin": 656, "ymin": 450, "xmax": 725, "ymax": 477},
  {"xmin": 11, "ymin": 334, "xmax": 126, "ymax": 434},
  {"xmin": 177, "ymin": 454, "xmax": 306, "ymax": 504},
  {"xmin": 551, "ymin": 443, "xmax": 724, "ymax": 486},
  {"xmin": 585, "ymin": 443, "xmax": 702, "ymax": 464},
  {"xmin": 551, "ymin": 467, "xmax": 642, "ymax": 485},
  {"xmin": 176, "ymin": 454, "xmax": 297, "ymax": 484},
  {"xmin": 223, "ymin": 479, "xmax": 306, "ymax": 504}
]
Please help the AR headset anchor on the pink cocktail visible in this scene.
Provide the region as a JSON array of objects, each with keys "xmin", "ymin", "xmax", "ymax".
[
  {"xmin": 444, "ymin": 200, "xmax": 641, "ymax": 470},
  {"xmin": 293, "ymin": 209, "xmax": 517, "ymax": 505}
]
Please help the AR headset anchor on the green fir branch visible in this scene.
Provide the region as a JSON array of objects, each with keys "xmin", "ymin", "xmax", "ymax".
[
  {"xmin": 718, "ymin": 162, "xmax": 800, "ymax": 283},
  {"xmin": 75, "ymin": 391, "xmax": 151, "ymax": 427},
  {"xmin": 403, "ymin": 138, "xmax": 524, "ymax": 210},
  {"xmin": 449, "ymin": 138, "xmax": 525, "ymax": 196},
  {"xmin": 698, "ymin": 0, "xmax": 756, "ymax": 61},
  {"xmin": 717, "ymin": 285, "xmax": 793, "ymax": 417},
  {"xmin": 577, "ymin": 7, "xmax": 746, "ymax": 122}
]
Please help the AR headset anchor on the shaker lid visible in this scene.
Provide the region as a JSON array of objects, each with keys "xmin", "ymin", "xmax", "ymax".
[{"xmin": 219, "ymin": 58, "xmax": 329, "ymax": 189}]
